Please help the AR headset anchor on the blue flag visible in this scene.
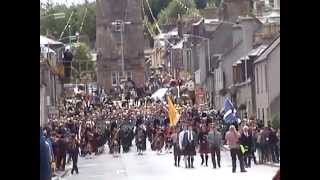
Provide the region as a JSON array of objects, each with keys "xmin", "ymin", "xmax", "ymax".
[{"xmin": 223, "ymin": 98, "xmax": 237, "ymax": 124}]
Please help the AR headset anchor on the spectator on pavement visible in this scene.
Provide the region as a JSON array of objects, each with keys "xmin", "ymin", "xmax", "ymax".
[
  {"xmin": 239, "ymin": 126, "xmax": 253, "ymax": 168},
  {"xmin": 56, "ymin": 133, "xmax": 67, "ymax": 171},
  {"xmin": 40, "ymin": 129, "xmax": 51, "ymax": 180},
  {"xmin": 70, "ymin": 134, "xmax": 80, "ymax": 175},
  {"xmin": 269, "ymin": 128, "xmax": 280, "ymax": 163},
  {"xmin": 225, "ymin": 125, "xmax": 246, "ymax": 173}
]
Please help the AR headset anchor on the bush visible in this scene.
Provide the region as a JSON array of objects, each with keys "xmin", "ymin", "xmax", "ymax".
[{"xmin": 272, "ymin": 114, "xmax": 280, "ymax": 129}]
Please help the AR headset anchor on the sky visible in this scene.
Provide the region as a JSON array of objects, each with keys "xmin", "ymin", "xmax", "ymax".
[{"xmin": 40, "ymin": 0, "xmax": 95, "ymax": 6}]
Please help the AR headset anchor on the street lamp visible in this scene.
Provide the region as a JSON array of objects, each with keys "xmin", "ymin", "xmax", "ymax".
[{"xmin": 111, "ymin": 20, "xmax": 132, "ymax": 81}]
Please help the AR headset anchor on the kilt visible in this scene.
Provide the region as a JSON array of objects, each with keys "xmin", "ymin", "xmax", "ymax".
[
  {"xmin": 154, "ymin": 137, "xmax": 164, "ymax": 151},
  {"xmin": 199, "ymin": 141, "xmax": 209, "ymax": 154},
  {"xmin": 184, "ymin": 143, "xmax": 196, "ymax": 156},
  {"xmin": 173, "ymin": 143, "xmax": 181, "ymax": 156},
  {"xmin": 136, "ymin": 138, "xmax": 146, "ymax": 151}
]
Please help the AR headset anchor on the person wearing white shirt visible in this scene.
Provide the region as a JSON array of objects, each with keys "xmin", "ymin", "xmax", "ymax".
[
  {"xmin": 179, "ymin": 125, "xmax": 188, "ymax": 168},
  {"xmin": 179, "ymin": 124, "xmax": 196, "ymax": 168}
]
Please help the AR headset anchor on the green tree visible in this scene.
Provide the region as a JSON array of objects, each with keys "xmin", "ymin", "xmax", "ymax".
[
  {"xmin": 40, "ymin": 2, "xmax": 96, "ymax": 46},
  {"xmin": 144, "ymin": 0, "xmax": 171, "ymax": 22},
  {"xmin": 72, "ymin": 43, "xmax": 95, "ymax": 82},
  {"xmin": 157, "ymin": 0, "xmax": 198, "ymax": 25},
  {"xmin": 272, "ymin": 113, "xmax": 280, "ymax": 129}
]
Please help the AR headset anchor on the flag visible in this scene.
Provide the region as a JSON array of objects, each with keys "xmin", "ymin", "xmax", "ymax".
[
  {"xmin": 223, "ymin": 98, "xmax": 237, "ymax": 124},
  {"xmin": 167, "ymin": 96, "xmax": 178, "ymax": 127},
  {"xmin": 56, "ymin": 62, "xmax": 64, "ymax": 77}
]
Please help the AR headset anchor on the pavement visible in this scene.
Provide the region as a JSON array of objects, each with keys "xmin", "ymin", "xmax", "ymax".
[
  {"xmin": 52, "ymin": 163, "xmax": 72, "ymax": 180},
  {"xmin": 60, "ymin": 142, "xmax": 279, "ymax": 180}
]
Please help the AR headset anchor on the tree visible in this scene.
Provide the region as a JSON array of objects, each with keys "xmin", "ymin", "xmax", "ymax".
[
  {"xmin": 272, "ymin": 113, "xmax": 280, "ymax": 129},
  {"xmin": 40, "ymin": 2, "xmax": 96, "ymax": 46},
  {"xmin": 144, "ymin": 0, "xmax": 171, "ymax": 22},
  {"xmin": 72, "ymin": 43, "xmax": 95, "ymax": 83},
  {"xmin": 157, "ymin": 0, "xmax": 198, "ymax": 25}
]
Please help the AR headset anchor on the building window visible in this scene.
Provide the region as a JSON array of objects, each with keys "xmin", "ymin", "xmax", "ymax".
[
  {"xmin": 257, "ymin": 108, "xmax": 260, "ymax": 120},
  {"xmin": 111, "ymin": 71, "xmax": 118, "ymax": 86},
  {"xmin": 256, "ymin": 67, "xmax": 259, "ymax": 94},
  {"xmin": 262, "ymin": 108, "xmax": 265, "ymax": 121},
  {"xmin": 265, "ymin": 63, "xmax": 268, "ymax": 93}
]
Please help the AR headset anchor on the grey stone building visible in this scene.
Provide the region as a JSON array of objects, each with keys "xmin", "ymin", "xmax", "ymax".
[
  {"xmin": 96, "ymin": 0, "xmax": 145, "ymax": 91},
  {"xmin": 182, "ymin": 19, "xmax": 235, "ymax": 106},
  {"xmin": 213, "ymin": 16, "xmax": 262, "ymax": 111},
  {"xmin": 231, "ymin": 44, "xmax": 267, "ymax": 119},
  {"xmin": 254, "ymin": 36, "xmax": 280, "ymax": 126},
  {"xmin": 40, "ymin": 60, "xmax": 62, "ymax": 127}
]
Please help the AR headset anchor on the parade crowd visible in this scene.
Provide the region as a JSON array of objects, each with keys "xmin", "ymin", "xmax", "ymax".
[{"xmin": 40, "ymin": 88, "xmax": 280, "ymax": 180}]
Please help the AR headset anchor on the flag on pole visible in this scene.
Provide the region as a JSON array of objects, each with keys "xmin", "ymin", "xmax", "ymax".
[
  {"xmin": 223, "ymin": 98, "xmax": 237, "ymax": 124},
  {"xmin": 167, "ymin": 96, "xmax": 178, "ymax": 127}
]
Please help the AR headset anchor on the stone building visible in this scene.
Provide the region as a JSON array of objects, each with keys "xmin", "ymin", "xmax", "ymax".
[
  {"xmin": 254, "ymin": 36, "xmax": 280, "ymax": 126},
  {"xmin": 40, "ymin": 60, "xmax": 62, "ymax": 127},
  {"xmin": 96, "ymin": 0, "xmax": 145, "ymax": 91},
  {"xmin": 213, "ymin": 16, "xmax": 262, "ymax": 111}
]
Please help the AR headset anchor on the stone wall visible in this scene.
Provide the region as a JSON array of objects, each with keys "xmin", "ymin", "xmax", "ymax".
[{"xmin": 96, "ymin": 0, "xmax": 145, "ymax": 90}]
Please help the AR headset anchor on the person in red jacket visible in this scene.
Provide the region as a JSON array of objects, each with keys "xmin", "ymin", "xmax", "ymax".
[{"xmin": 225, "ymin": 125, "xmax": 247, "ymax": 173}]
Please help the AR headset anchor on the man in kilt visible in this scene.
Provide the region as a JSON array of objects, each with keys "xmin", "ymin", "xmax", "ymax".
[
  {"xmin": 135, "ymin": 124, "xmax": 147, "ymax": 155},
  {"xmin": 171, "ymin": 126, "xmax": 181, "ymax": 167},
  {"xmin": 179, "ymin": 124, "xmax": 197, "ymax": 168},
  {"xmin": 198, "ymin": 125, "xmax": 209, "ymax": 166},
  {"xmin": 152, "ymin": 127, "xmax": 165, "ymax": 153}
]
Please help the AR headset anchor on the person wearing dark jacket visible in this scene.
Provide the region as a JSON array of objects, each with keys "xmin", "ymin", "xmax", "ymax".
[
  {"xmin": 249, "ymin": 127, "xmax": 258, "ymax": 166},
  {"xmin": 135, "ymin": 125, "xmax": 147, "ymax": 155},
  {"xmin": 239, "ymin": 126, "xmax": 253, "ymax": 168},
  {"xmin": 269, "ymin": 128, "xmax": 280, "ymax": 163},
  {"xmin": 56, "ymin": 134, "xmax": 67, "ymax": 171},
  {"xmin": 69, "ymin": 134, "xmax": 80, "ymax": 175},
  {"xmin": 40, "ymin": 129, "xmax": 51, "ymax": 180}
]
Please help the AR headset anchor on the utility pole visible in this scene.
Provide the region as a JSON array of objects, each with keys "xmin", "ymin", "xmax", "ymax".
[
  {"xmin": 68, "ymin": 25, "xmax": 71, "ymax": 45},
  {"xmin": 111, "ymin": 20, "xmax": 132, "ymax": 80}
]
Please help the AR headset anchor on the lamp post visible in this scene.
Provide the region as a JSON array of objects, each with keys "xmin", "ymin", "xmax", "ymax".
[{"xmin": 111, "ymin": 20, "xmax": 132, "ymax": 81}]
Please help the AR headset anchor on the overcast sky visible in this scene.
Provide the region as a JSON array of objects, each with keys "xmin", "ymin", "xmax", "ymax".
[{"xmin": 40, "ymin": 0, "xmax": 95, "ymax": 6}]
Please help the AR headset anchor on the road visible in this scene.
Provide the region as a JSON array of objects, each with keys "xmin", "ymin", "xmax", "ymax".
[{"xmin": 62, "ymin": 142, "xmax": 279, "ymax": 180}]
